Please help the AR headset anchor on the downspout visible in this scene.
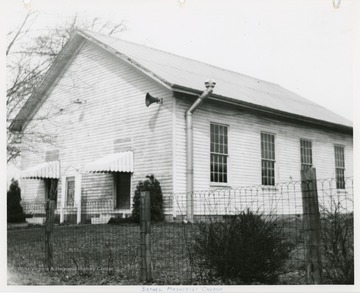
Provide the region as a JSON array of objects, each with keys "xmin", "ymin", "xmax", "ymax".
[{"xmin": 186, "ymin": 79, "xmax": 216, "ymax": 222}]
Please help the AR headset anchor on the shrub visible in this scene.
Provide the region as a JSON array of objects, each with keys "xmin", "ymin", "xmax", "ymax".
[
  {"xmin": 7, "ymin": 179, "xmax": 26, "ymax": 223},
  {"xmin": 131, "ymin": 175, "xmax": 164, "ymax": 223},
  {"xmin": 192, "ymin": 210, "xmax": 294, "ymax": 284},
  {"xmin": 321, "ymin": 211, "xmax": 354, "ymax": 284}
]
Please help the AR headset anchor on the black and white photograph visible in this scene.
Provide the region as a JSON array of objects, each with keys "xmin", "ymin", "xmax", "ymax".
[{"xmin": 2, "ymin": 0, "xmax": 359, "ymax": 291}]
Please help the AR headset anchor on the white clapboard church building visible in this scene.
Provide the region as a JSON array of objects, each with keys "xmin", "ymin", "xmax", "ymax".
[{"xmin": 10, "ymin": 30, "xmax": 353, "ymax": 223}]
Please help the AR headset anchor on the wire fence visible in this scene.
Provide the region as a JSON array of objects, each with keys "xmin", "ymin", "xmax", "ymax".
[
  {"xmin": 7, "ymin": 177, "xmax": 354, "ymax": 285},
  {"xmin": 162, "ymin": 181, "xmax": 307, "ymax": 284},
  {"xmin": 317, "ymin": 178, "xmax": 354, "ymax": 284},
  {"xmin": 8, "ymin": 199, "xmax": 140, "ymax": 285}
]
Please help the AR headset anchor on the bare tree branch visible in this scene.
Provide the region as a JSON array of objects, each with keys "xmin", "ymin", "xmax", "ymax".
[
  {"xmin": 7, "ymin": 13, "xmax": 127, "ymax": 164},
  {"xmin": 6, "ymin": 11, "xmax": 36, "ymax": 56}
]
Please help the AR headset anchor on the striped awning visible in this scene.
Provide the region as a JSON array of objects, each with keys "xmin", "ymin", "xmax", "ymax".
[
  {"xmin": 84, "ymin": 151, "xmax": 133, "ymax": 173},
  {"xmin": 21, "ymin": 161, "xmax": 60, "ymax": 179}
]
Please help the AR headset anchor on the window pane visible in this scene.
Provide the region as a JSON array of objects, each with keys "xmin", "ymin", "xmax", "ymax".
[
  {"xmin": 334, "ymin": 146, "xmax": 345, "ymax": 168},
  {"xmin": 210, "ymin": 123, "xmax": 228, "ymax": 183},
  {"xmin": 301, "ymin": 140, "xmax": 313, "ymax": 170},
  {"xmin": 334, "ymin": 145, "xmax": 345, "ymax": 189},
  {"xmin": 336, "ymin": 168, "xmax": 345, "ymax": 189},
  {"xmin": 261, "ymin": 133, "xmax": 275, "ymax": 160},
  {"xmin": 210, "ymin": 154, "xmax": 228, "ymax": 183},
  {"xmin": 261, "ymin": 133, "xmax": 275, "ymax": 185},
  {"xmin": 210, "ymin": 131, "xmax": 214, "ymax": 152},
  {"xmin": 66, "ymin": 177, "xmax": 75, "ymax": 206},
  {"xmin": 262, "ymin": 160, "xmax": 275, "ymax": 186}
]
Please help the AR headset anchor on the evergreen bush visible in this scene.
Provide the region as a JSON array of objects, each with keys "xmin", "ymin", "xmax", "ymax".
[
  {"xmin": 192, "ymin": 210, "xmax": 294, "ymax": 284},
  {"xmin": 7, "ymin": 179, "xmax": 26, "ymax": 223},
  {"xmin": 131, "ymin": 175, "xmax": 164, "ymax": 223}
]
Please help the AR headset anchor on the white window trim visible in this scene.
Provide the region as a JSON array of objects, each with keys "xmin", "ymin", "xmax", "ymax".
[
  {"xmin": 65, "ymin": 176, "xmax": 76, "ymax": 207},
  {"xmin": 60, "ymin": 170, "xmax": 82, "ymax": 208},
  {"xmin": 209, "ymin": 122, "xmax": 230, "ymax": 187},
  {"xmin": 334, "ymin": 144, "xmax": 346, "ymax": 190},
  {"xmin": 300, "ymin": 138, "xmax": 313, "ymax": 170},
  {"xmin": 260, "ymin": 131, "xmax": 277, "ymax": 186}
]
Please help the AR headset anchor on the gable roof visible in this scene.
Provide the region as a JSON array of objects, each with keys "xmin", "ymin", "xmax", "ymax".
[{"xmin": 10, "ymin": 30, "xmax": 352, "ymax": 133}]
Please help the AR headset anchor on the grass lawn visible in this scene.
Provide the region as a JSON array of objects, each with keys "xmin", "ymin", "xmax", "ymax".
[
  {"xmin": 7, "ymin": 223, "xmax": 194, "ymax": 285},
  {"xmin": 8, "ymin": 221, "xmax": 305, "ymax": 285}
]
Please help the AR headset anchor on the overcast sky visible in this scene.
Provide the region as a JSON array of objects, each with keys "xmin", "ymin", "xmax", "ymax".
[{"xmin": 3, "ymin": 0, "xmax": 359, "ymax": 123}]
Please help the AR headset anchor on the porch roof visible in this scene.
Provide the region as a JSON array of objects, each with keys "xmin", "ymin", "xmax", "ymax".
[
  {"xmin": 21, "ymin": 161, "xmax": 60, "ymax": 179},
  {"xmin": 84, "ymin": 151, "xmax": 133, "ymax": 173}
]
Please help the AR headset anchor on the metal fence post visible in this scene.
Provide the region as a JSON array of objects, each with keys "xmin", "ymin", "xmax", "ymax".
[
  {"xmin": 140, "ymin": 191, "xmax": 152, "ymax": 282},
  {"xmin": 301, "ymin": 167, "xmax": 322, "ymax": 284}
]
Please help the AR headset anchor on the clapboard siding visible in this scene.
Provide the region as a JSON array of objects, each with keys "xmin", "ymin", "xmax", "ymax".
[
  {"xmin": 21, "ymin": 40, "xmax": 174, "ymax": 210},
  {"xmin": 175, "ymin": 97, "xmax": 353, "ymax": 193},
  {"xmin": 20, "ymin": 39, "xmax": 353, "ymax": 217}
]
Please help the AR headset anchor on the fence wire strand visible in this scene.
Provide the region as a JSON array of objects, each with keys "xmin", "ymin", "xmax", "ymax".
[{"xmin": 7, "ymin": 177, "xmax": 353, "ymax": 285}]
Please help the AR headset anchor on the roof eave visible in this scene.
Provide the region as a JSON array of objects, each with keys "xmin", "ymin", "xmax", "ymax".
[
  {"xmin": 10, "ymin": 30, "xmax": 351, "ymax": 136},
  {"xmin": 172, "ymin": 84, "xmax": 353, "ymax": 134}
]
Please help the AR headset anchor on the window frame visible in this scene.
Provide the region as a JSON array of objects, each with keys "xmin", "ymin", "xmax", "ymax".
[
  {"xmin": 65, "ymin": 176, "xmax": 75, "ymax": 207},
  {"xmin": 210, "ymin": 122, "xmax": 229, "ymax": 185},
  {"xmin": 334, "ymin": 144, "xmax": 345, "ymax": 190},
  {"xmin": 300, "ymin": 139, "xmax": 313, "ymax": 170},
  {"xmin": 261, "ymin": 132, "xmax": 276, "ymax": 186}
]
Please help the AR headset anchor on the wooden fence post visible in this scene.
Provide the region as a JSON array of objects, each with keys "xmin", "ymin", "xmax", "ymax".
[
  {"xmin": 301, "ymin": 167, "xmax": 322, "ymax": 284},
  {"xmin": 140, "ymin": 191, "xmax": 152, "ymax": 282},
  {"xmin": 45, "ymin": 199, "xmax": 55, "ymax": 270},
  {"xmin": 45, "ymin": 179, "xmax": 57, "ymax": 270}
]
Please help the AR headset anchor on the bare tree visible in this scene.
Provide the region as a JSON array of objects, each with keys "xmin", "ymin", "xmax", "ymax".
[{"xmin": 7, "ymin": 11, "xmax": 127, "ymax": 163}]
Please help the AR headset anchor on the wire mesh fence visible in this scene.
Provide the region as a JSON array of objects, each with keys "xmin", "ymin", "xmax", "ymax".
[
  {"xmin": 317, "ymin": 177, "xmax": 354, "ymax": 215},
  {"xmin": 172, "ymin": 185, "xmax": 304, "ymax": 217},
  {"xmin": 7, "ymin": 177, "xmax": 354, "ymax": 285},
  {"xmin": 162, "ymin": 182, "xmax": 307, "ymax": 284},
  {"xmin": 317, "ymin": 177, "xmax": 354, "ymax": 284},
  {"xmin": 8, "ymin": 199, "xmax": 140, "ymax": 285}
]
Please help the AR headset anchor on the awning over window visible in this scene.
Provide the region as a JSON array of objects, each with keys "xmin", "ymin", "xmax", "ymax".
[
  {"xmin": 84, "ymin": 151, "xmax": 133, "ymax": 173},
  {"xmin": 21, "ymin": 161, "xmax": 60, "ymax": 179}
]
